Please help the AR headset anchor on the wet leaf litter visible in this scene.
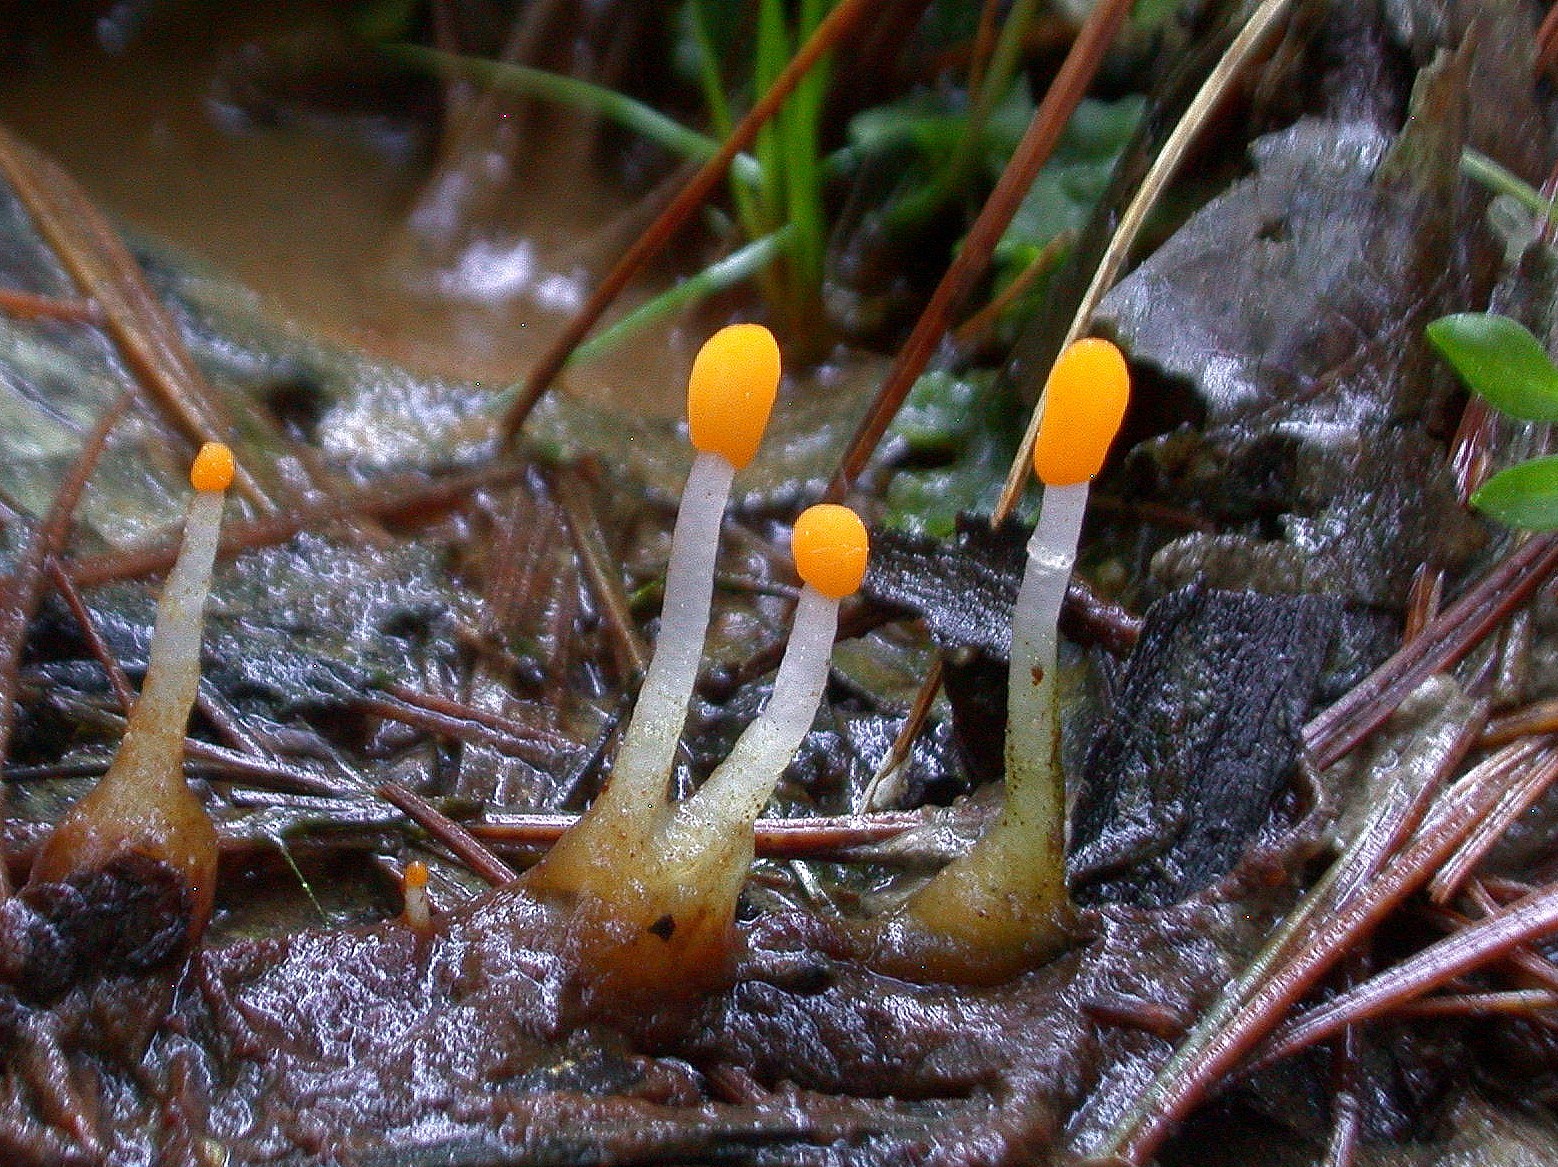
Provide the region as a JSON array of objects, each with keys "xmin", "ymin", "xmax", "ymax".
[{"xmin": 1, "ymin": 3, "xmax": 1558, "ymax": 1166}]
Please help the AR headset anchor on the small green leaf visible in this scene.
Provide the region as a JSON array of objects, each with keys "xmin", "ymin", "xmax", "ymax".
[
  {"xmin": 1471, "ymin": 455, "xmax": 1558, "ymax": 530},
  {"xmin": 1427, "ymin": 313, "xmax": 1558, "ymax": 421}
]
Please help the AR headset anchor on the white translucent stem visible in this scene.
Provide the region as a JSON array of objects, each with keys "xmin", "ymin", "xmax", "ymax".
[
  {"xmin": 1005, "ymin": 482, "xmax": 1088, "ymax": 830},
  {"xmin": 669, "ymin": 584, "xmax": 838, "ymax": 843},
  {"xmin": 606, "ymin": 450, "xmax": 735, "ymax": 810},
  {"xmin": 133, "ymin": 489, "xmax": 225, "ymax": 744}
]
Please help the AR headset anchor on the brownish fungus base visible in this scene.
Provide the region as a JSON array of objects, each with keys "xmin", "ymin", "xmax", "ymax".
[{"xmin": 520, "ymin": 802, "xmax": 753, "ymax": 1011}]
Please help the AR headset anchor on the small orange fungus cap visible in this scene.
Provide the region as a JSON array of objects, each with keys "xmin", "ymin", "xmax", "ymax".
[
  {"xmin": 687, "ymin": 323, "xmax": 781, "ymax": 469},
  {"xmin": 1032, "ymin": 337, "xmax": 1130, "ymax": 487},
  {"xmin": 792, "ymin": 504, "xmax": 868, "ymax": 600},
  {"xmin": 190, "ymin": 442, "xmax": 236, "ymax": 493},
  {"xmin": 403, "ymin": 860, "xmax": 429, "ymax": 890}
]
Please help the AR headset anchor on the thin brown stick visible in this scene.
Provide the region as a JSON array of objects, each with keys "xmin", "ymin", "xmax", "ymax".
[
  {"xmin": 1482, "ymin": 695, "xmax": 1558, "ymax": 747},
  {"xmin": 1256, "ymin": 881, "xmax": 1558, "ymax": 1067},
  {"xmin": 0, "ymin": 126, "xmax": 276, "ymax": 511},
  {"xmin": 45, "ymin": 557, "xmax": 137, "ymax": 713},
  {"xmin": 0, "ymin": 393, "xmax": 130, "ymax": 763},
  {"xmin": 1111, "ymin": 737, "xmax": 1554, "ymax": 1164},
  {"xmin": 468, "ymin": 809, "xmax": 925, "ymax": 859},
  {"xmin": 1386, "ymin": 989, "xmax": 1558, "ymax": 1018},
  {"xmin": 381, "ymin": 683, "xmax": 577, "ymax": 753},
  {"xmin": 951, "ymin": 229, "xmax": 1074, "ymax": 349},
  {"xmin": 499, "ymin": 0, "xmax": 881, "ymax": 438},
  {"xmin": 0, "ymin": 288, "xmax": 101, "ymax": 323},
  {"xmin": 857, "ymin": 656, "xmax": 944, "ymax": 811},
  {"xmin": 1430, "ymin": 751, "xmax": 1558, "ymax": 903},
  {"xmin": 965, "ymin": 0, "xmax": 1004, "ymax": 99},
  {"xmin": 1423, "ymin": 888, "xmax": 1558, "ymax": 999},
  {"xmin": 555, "ymin": 468, "xmax": 648, "ymax": 676},
  {"xmin": 377, "ymin": 781, "xmax": 516, "ymax": 886},
  {"xmin": 826, "ymin": 0, "xmax": 1134, "ymax": 498},
  {"xmin": 1537, "ymin": 0, "xmax": 1558, "ymax": 79},
  {"xmin": 353, "ymin": 692, "xmax": 567, "ymax": 767},
  {"xmin": 1304, "ymin": 534, "xmax": 1558, "ymax": 769}
]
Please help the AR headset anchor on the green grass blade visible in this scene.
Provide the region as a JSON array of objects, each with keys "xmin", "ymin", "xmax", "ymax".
[
  {"xmin": 384, "ymin": 42, "xmax": 762, "ymax": 187},
  {"xmin": 780, "ymin": 0, "xmax": 831, "ymax": 298},
  {"xmin": 1460, "ymin": 148, "xmax": 1558, "ymax": 225},
  {"xmin": 689, "ymin": 0, "xmax": 765, "ymax": 242},
  {"xmin": 567, "ymin": 227, "xmax": 793, "ymax": 365},
  {"xmin": 688, "ymin": 0, "xmax": 734, "ymax": 138}
]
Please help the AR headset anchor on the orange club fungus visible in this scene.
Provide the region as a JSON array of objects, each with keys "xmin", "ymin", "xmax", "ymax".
[
  {"xmin": 886, "ymin": 337, "xmax": 1130, "ymax": 984},
  {"xmin": 28, "ymin": 442, "xmax": 233, "ymax": 949},
  {"xmin": 520, "ymin": 326, "xmax": 871, "ymax": 1004}
]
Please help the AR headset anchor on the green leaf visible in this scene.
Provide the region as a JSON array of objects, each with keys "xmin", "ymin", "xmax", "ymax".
[
  {"xmin": 884, "ymin": 370, "xmax": 1021, "ymax": 537},
  {"xmin": 1427, "ymin": 313, "xmax": 1558, "ymax": 422},
  {"xmin": 1471, "ymin": 455, "xmax": 1558, "ymax": 530}
]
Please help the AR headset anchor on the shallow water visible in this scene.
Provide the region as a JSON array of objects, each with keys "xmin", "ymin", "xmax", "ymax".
[{"xmin": 0, "ymin": 0, "xmax": 695, "ymax": 415}]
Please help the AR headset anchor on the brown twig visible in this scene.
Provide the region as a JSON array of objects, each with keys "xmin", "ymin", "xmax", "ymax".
[
  {"xmin": 1482, "ymin": 694, "xmax": 1558, "ymax": 747},
  {"xmin": 555, "ymin": 467, "xmax": 648, "ymax": 676},
  {"xmin": 500, "ymin": 0, "xmax": 881, "ymax": 438},
  {"xmin": 467, "ymin": 808, "xmax": 925, "ymax": 860},
  {"xmin": 352, "ymin": 691, "xmax": 570, "ymax": 768},
  {"xmin": 0, "ymin": 126, "xmax": 277, "ymax": 511},
  {"xmin": 1385, "ymin": 989, "xmax": 1558, "ymax": 1018},
  {"xmin": 1536, "ymin": 0, "xmax": 1558, "ymax": 82},
  {"xmin": 1304, "ymin": 534, "xmax": 1558, "ymax": 770},
  {"xmin": 45, "ymin": 557, "xmax": 138, "ymax": 713},
  {"xmin": 952, "ymin": 229, "xmax": 1074, "ymax": 351},
  {"xmin": 825, "ymin": 0, "xmax": 1134, "ymax": 499},
  {"xmin": 857, "ymin": 657, "xmax": 944, "ymax": 811},
  {"xmin": 58, "ymin": 461, "xmax": 531, "ymax": 591},
  {"xmin": 377, "ymin": 781, "xmax": 516, "ymax": 886},
  {"xmin": 0, "ymin": 288, "xmax": 101, "ymax": 323},
  {"xmin": 1255, "ymin": 879, "xmax": 1558, "ymax": 1068},
  {"xmin": 1429, "ymin": 750, "xmax": 1558, "ymax": 903},
  {"xmin": 0, "ymin": 392, "xmax": 130, "ymax": 768},
  {"xmin": 381, "ymin": 682, "xmax": 578, "ymax": 753}
]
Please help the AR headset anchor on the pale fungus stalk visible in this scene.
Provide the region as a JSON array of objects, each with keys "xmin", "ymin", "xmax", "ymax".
[
  {"xmin": 895, "ymin": 337, "xmax": 1130, "ymax": 983},
  {"xmin": 525, "ymin": 501, "xmax": 866, "ymax": 1005},
  {"xmin": 570, "ymin": 323, "xmax": 779, "ymax": 820},
  {"xmin": 521, "ymin": 325, "xmax": 785, "ymax": 994},
  {"xmin": 30, "ymin": 442, "xmax": 233, "ymax": 944},
  {"xmin": 661, "ymin": 504, "xmax": 869, "ymax": 887}
]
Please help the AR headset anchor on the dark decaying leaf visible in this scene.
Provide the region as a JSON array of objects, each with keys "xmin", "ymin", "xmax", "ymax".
[
  {"xmin": 1070, "ymin": 582, "xmax": 1341, "ymax": 909},
  {"xmin": 1098, "ymin": 42, "xmax": 1495, "ymax": 620}
]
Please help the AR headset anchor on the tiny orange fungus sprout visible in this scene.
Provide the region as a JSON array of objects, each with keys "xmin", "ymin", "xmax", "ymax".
[
  {"xmin": 401, "ymin": 859, "xmax": 432, "ymax": 934},
  {"xmin": 30, "ymin": 442, "xmax": 233, "ymax": 947},
  {"xmin": 894, "ymin": 337, "xmax": 1129, "ymax": 983}
]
